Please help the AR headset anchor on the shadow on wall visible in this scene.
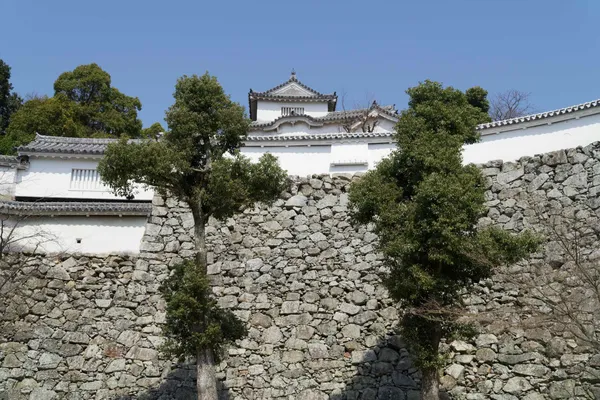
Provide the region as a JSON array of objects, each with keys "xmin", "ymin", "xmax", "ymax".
[
  {"xmin": 113, "ymin": 364, "xmax": 231, "ymax": 400},
  {"xmin": 335, "ymin": 331, "xmax": 422, "ymax": 400},
  {"xmin": 334, "ymin": 331, "xmax": 453, "ymax": 400},
  {"xmin": 114, "ymin": 335, "xmax": 452, "ymax": 400}
]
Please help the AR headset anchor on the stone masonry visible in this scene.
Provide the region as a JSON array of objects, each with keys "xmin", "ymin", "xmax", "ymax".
[{"xmin": 2, "ymin": 143, "xmax": 600, "ymax": 399}]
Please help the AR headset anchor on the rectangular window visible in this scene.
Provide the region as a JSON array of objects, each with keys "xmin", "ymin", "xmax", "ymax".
[
  {"xmin": 281, "ymin": 107, "xmax": 304, "ymax": 116},
  {"xmin": 69, "ymin": 169, "xmax": 105, "ymax": 191}
]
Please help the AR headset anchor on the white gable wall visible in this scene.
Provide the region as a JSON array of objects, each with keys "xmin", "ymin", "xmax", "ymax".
[{"xmin": 256, "ymin": 101, "xmax": 330, "ymax": 122}]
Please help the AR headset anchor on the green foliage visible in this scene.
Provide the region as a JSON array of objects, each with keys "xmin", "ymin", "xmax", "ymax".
[
  {"xmin": 99, "ymin": 73, "xmax": 287, "ymax": 208},
  {"xmin": 141, "ymin": 122, "xmax": 166, "ymax": 139},
  {"xmin": 160, "ymin": 260, "xmax": 247, "ymax": 360},
  {"xmin": 465, "ymin": 86, "xmax": 491, "ymax": 117},
  {"xmin": 1, "ymin": 63, "xmax": 142, "ymax": 154},
  {"xmin": 99, "ymin": 73, "xmax": 287, "ymax": 364},
  {"xmin": 349, "ymin": 80, "xmax": 538, "ymax": 368},
  {"xmin": 0, "ymin": 59, "xmax": 23, "ymax": 136}
]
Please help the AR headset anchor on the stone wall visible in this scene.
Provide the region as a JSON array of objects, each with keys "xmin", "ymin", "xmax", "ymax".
[
  {"xmin": 3, "ymin": 143, "xmax": 600, "ymax": 399},
  {"xmin": 0, "ymin": 254, "xmax": 173, "ymax": 400}
]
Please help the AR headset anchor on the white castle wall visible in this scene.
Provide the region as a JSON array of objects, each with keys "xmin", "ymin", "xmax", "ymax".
[
  {"xmin": 466, "ymin": 112, "xmax": 600, "ymax": 164},
  {"xmin": 9, "ymin": 215, "xmax": 147, "ymax": 255},
  {"xmin": 16, "ymin": 158, "xmax": 153, "ymax": 201},
  {"xmin": 241, "ymin": 142, "xmax": 397, "ymax": 176},
  {"xmin": 243, "ymin": 113, "xmax": 600, "ymax": 176}
]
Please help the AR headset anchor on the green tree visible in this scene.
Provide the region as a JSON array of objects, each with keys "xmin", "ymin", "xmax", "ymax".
[
  {"xmin": 98, "ymin": 73, "xmax": 287, "ymax": 400},
  {"xmin": 0, "ymin": 59, "xmax": 23, "ymax": 135},
  {"xmin": 348, "ymin": 80, "xmax": 538, "ymax": 399},
  {"xmin": 1, "ymin": 63, "xmax": 142, "ymax": 154},
  {"xmin": 141, "ymin": 122, "xmax": 166, "ymax": 139}
]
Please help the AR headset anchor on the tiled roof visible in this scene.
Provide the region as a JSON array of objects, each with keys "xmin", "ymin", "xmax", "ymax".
[
  {"xmin": 477, "ymin": 99, "xmax": 600, "ymax": 130},
  {"xmin": 0, "ymin": 155, "xmax": 28, "ymax": 168},
  {"xmin": 18, "ymin": 134, "xmax": 139, "ymax": 156},
  {"xmin": 245, "ymin": 132, "xmax": 393, "ymax": 142},
  {"xmin": 250, "ymin": 103, "xmax": 398, "ymax": 130},
  {"xmin": 248, "ymin": 72, "xmax": 338, "ymax": 120},
  {"xmin": 250, "ymin": 72, "xmax": 336, "ymax": 100},
  {"xmin": 0, "ymin": 200, "xmax": 152, "ymax": 216}
]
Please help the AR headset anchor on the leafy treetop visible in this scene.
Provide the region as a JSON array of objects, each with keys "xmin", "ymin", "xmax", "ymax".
[
  {"xmin": 0, "ymin": 59, "xmax": 23, "ymax": 136},
  {"xmin": 349, "ymin": 80, "xmax": 538, "ymax": 370},
  {"xmin": 0, "ymin": 63, "xmax": 142, "ymax": 154},
  {"xmin": 98, "ymin": 73, "xmax": 287, "ymax": 221},
  {"xmin": 141, "ymin": 122, "xmax": 166, "ymax": 139}
]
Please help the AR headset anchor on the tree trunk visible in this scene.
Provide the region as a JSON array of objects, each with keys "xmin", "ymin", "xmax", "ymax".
[
  {"xmin": 420, "ymin": 366, "xmax": 439, "ymax": 400},
  {"xmin": 189, "ymin": 200, "xmax": 218, "ymax": 400},
  {"xmin": 190, "ymin": 200, "xmax": 208, "ymax": 271},
  {"xmin": 197, "ymin": 348, "xmax": 218, "ymax": 400},
  {"xmin": 420, "ymin": 320, "xmax": 442, "ymax": 400}
]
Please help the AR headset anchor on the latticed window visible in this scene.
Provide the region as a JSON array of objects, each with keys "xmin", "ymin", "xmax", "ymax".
[
  {"xmin": 69, "ymin": 169, "xmax": 105, "ymax": 191},
  {"xmin": 281, "ymin": 107, "xmax": 304, "ymax": 116}
]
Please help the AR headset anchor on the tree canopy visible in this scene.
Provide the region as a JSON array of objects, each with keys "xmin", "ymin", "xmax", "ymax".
[
  {"xmin": 0, "ymin": 63, "xmax": 142, "ymax": 154},
  {"xmin": 0, "ymin": 59, "xmax": 23, "ymax": 136},
  {"xmin": 141, "ymin": 122, "xmax": 166, "ymax": 139},
  {"xmin": 98, "ymin": 72, "xmax": 287, "ymax": 400},
  {"xmin": 349, "ymin": 80, "xmax": 539, "ymax": 399}
]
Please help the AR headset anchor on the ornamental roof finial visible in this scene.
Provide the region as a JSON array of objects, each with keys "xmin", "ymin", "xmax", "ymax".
[{"xmin": 290, "ymin": 69, "xmax": 296, "ymax": 80}]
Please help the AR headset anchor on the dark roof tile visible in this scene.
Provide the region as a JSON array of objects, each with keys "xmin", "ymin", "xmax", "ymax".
[
  {"xmin": 18, "ymin": 134, "xmax": 140, "ymax": 156},
  {"xmin": 0, "ymin": 200, "xmax": 152, "ymax": 216},
  {"xmin": 478, "ymin": 99, "xmax": 600, "ymax": 130}
]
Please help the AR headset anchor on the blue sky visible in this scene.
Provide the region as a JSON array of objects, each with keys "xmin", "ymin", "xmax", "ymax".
[{"xmin": 1, "ymin": 0, "xmax": 598, "ymax": 127}]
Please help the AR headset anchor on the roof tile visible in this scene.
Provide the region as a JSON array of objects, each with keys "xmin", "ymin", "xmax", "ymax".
[{"xmin": 0, "ymin": 200, "xmax": 152, "ymax": 216}]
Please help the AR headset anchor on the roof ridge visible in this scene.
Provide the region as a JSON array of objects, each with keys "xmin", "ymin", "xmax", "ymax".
[
  {"xmin": 477, "ymin": 98, "xmax": 600, "ymax": 130},
  {"xmin": 0, "ymin": 200, "xmax": 152, "ymax": 216},
  {"xmin": 263, "ymin": 74, "xmax": 324, "ymax": 97},
  {"xmin": 246, "ymin": 132, "xmax": 393, "ymax": 141},
  {"xmin": 250, "ymin": 73, "xmax": 336, "ymax": 98},
  {"xmin": 33, "ymin": 134, "xmax": 121, "ymax": 144}
]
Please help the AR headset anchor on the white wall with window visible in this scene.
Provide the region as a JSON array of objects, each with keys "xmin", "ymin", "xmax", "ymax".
[
  {"xmin": 15, "ymin": 158, "xmax": 153, "ymax": 200},
  {"xmin": 256, "ymin": 101, "xmax": 329, "ymax": 122}
]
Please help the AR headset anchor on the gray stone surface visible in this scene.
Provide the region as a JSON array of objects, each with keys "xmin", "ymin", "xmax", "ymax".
[{"xmin": 4, "ymin": 143, "xmax": 600, "ymax": 399}]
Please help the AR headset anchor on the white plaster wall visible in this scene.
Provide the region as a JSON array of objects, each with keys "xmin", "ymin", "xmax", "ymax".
[
  {"xmin": 241, "ymin": 143, "xmax": 396, "ymax": 176},
  {"xmin": 256, "ymin": 101, "xmax": 330, "ymax": 122},
  {"xmin": 242, "ymin": 145, "xmax": 333, "ymax": 177},
  {"xmin": 331, "ymin": 143, "xmax": 368, "ymax": 164},
  {"xmin": 377, "ymin": 119, "xmax": 396, "ymax": 133},
  {"xmin": 0, "ymin": 166, "xmax": 16, "ymax": 199},
  {"xmin": 465, "ymin": 113, "xmax": 600, "ymax": 164},
  {"xmin": 368, "ymin": 143, "xmax": 395, "ymax": 168},
  {"xmin": 7, "ymin": 216, "xmax": 146, "ymax": 255},
  {"xmin": 245, "ymin": 112, "xmax": 600, "ymax": 174},
  {"xmin": 15, "ymin": 158, "xmax": 153, "ymax": 200}
]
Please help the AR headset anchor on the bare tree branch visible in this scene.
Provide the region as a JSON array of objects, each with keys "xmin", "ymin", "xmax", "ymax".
[{"xmin": 489, "ymin": 90, "xmax": 536, "ymax": 121}]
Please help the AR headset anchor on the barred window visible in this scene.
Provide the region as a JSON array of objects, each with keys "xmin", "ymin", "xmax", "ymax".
[
  {"xmin": 281, "ymin": 107, "xmax": 304, "ymax": 116},
  {"xmin": 70, "ymin": 169, "xmax": 104, "ymax": 191}
]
